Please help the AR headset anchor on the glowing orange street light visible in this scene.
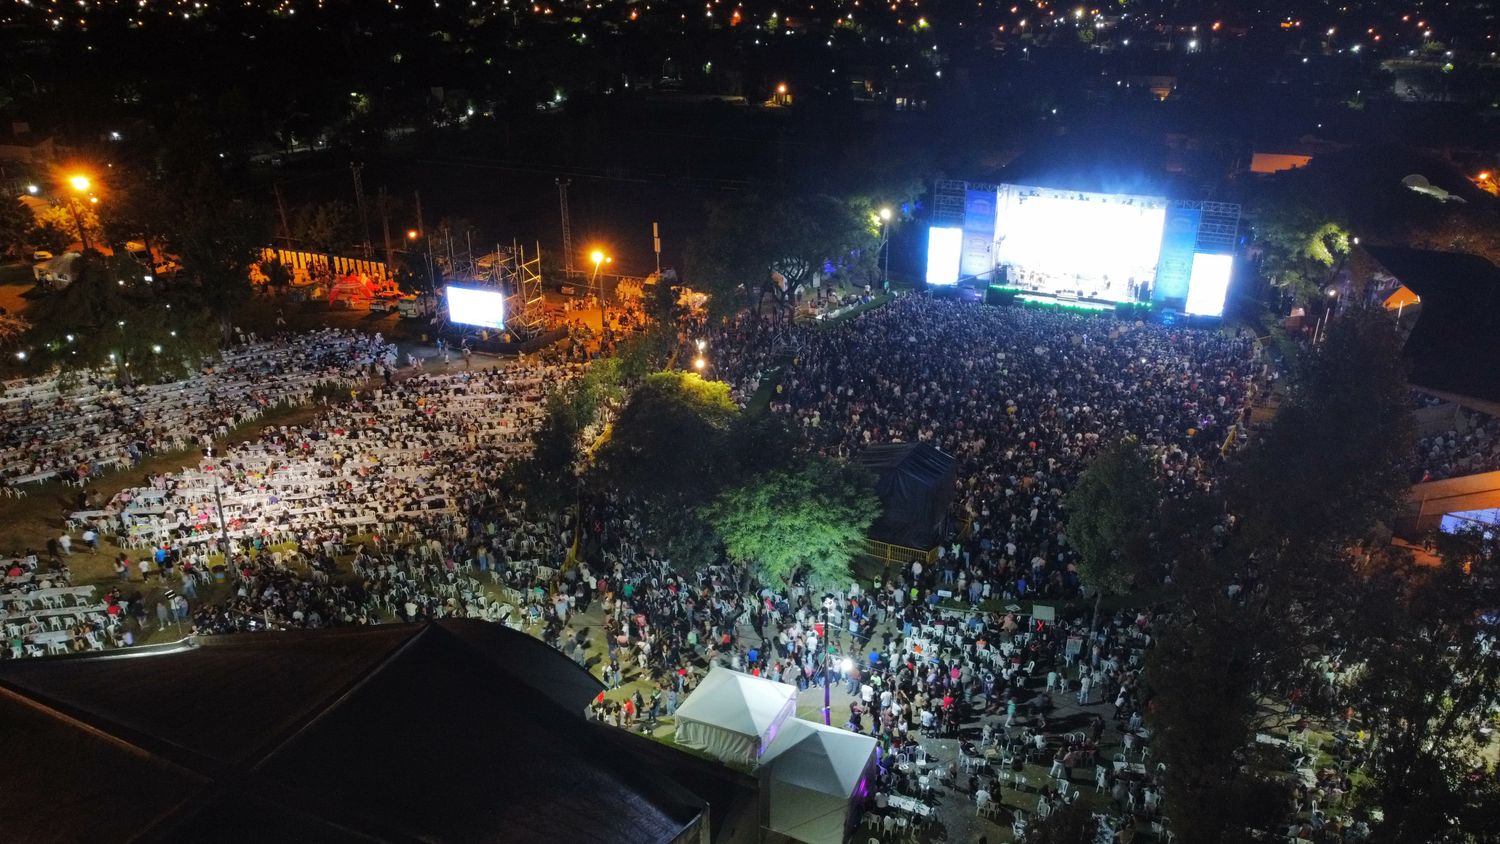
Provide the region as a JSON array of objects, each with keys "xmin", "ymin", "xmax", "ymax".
[
  {"xmin": 407, "ymin": 229, "xmax": 421, "ymax": 240},
  {"xmin": 693, "ymin": 356, "xmax": 707, "ymax": 370},
  {"xmin": 590, "ymin": 248, "xmax": 612, "ymax": 339},
  {"xmin": 62, "ymin": 173, "xmax": 96, "ymax": 253}
]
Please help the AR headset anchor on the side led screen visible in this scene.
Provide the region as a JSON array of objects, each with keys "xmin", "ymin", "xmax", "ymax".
[
  {"xmin": 445, "ymin": 285, "xmax": 506, "ymax": 329},
  {"xmin": 925, "ymin": 226, "xmax": 963, "ymax": 286},
  {"xmin": 1185, "ymin": 253, "xmax": 1233, "ymax": 317}
]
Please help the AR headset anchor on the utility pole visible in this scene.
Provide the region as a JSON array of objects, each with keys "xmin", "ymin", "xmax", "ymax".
[
  {"xmin": 653, "ymin": 222, "xmax": 662, "ymax": 275},
  {"xmin": 378, "ymin": 188, "xmax": 394, "ymax": 271},
  {"xmin": 414, "ymin": 190, "xmax": 425, "ymax": 238},
  {"xmin": 272, "ymin": 183, "xmax": 294, "ymax": 250},
  {"xmin": 351, "ymin": 162, "xmax": 372, "ymax": 259},
  {"xmin": 556, "ymin": 177, "xmax": 573, "ymax": 276},
  {"xmin": 213, "ymin": 482, "xmax": 231, "ymax": 558}
]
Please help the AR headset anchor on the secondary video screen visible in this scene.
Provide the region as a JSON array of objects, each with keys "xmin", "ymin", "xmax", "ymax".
[{"xmin": 445, "ymin": 285, "xmax": 506, "ymax": 330}]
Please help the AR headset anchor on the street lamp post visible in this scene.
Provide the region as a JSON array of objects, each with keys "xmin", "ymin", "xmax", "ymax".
[
  {"xmin": 590, "ymin": 249, "xmax": 611, "ymax": 340},
  {"xmin": 66, "ymin": 174, "xmax": 92, "ymax": 254},
  {"xmin": 878, "ymin": 207, "xmax": 893, "ymax": 290}
]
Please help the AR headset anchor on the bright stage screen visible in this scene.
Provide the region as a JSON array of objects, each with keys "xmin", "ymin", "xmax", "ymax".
[
  {"xmin": 445, "ymin": 285, "xmax": 505, "ymax": 329},
  {"xmin": 925, "ymin": 226, "xmax": 964, "ymax": 286},
  {"xmin": 1185, "ymin": 253, "xmax": 1233, "ymax": 317},
  {"xmin": 993, "ymin": 187, "xmax": 1167, "ymax": 303}
]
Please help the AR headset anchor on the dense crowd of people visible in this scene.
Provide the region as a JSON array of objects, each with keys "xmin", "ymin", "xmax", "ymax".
[
  {"xmin": 1413, "ymin": 404, "xmax": 1500, "ymax": 482},
  {"xmin": 8, "ymin": 292, "xmax": 1328, "ymax": 840},
  {"xmin": 0, "ymin": 329, "xmax": 390, "ymax": 486}
]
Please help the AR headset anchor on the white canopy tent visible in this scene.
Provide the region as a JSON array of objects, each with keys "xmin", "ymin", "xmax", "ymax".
[
  {"xmin": 758, "ymin": 718, "xmax": 879, "ymax": 844},
  {"xmin": 673, "ymin": 666, "xmax": 798, "ymax": 767}
]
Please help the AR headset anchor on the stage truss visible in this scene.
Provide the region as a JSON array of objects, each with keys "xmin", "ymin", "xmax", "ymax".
[{"xmin": 434, "ymin": 228, "xmax": 547, "ymax": 335}]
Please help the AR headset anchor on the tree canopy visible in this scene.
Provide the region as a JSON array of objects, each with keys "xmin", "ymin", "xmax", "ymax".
[
  {"xmin": 685, "ymin": 191, "xmax": 881, "ymax": 317},
  {"xmin": 1063, "ymin": 438, "xmax": 1158, "ymax": 598},
  {"xmin": 1146, "ymin": 306, "xmax": 1418, "ymax": 840},
  {"xmin": 594, "ymin": 370, "xmax": 739, "ymax": 504},
  {"xmin": 705, "ymin": 455, "xmax": 878, "ymax": 586}
]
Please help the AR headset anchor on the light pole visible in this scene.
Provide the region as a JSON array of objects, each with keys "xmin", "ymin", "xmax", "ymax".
[
  {"xmin": 590, "ymin": 248, "xmax": 612, "ymax": 340},
  {"xmin": 878, "ymin": 207, "xmax": 893, "ymax": 291},
  {"xmin": 65, "ymin": 174, "xmax": 93, "ymax": 254}
]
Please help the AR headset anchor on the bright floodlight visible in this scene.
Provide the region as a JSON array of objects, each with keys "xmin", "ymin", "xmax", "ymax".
[
  {"xmin": 1185, "ymin": 253, "xmax": 1233, "ymax": 317},
  {"xmin": 925, "ymin": 226, "xmax": 963, "ymax": 286},
  {"xmin": 445, "ymin": 286, "xmax": 506, "ymax": 330},
  {"xmin": 590, "ymin": 249, "xmax": 606, "ymax": 265},
  {"xmin": 68, "ymin": 175, "xmax": 90, "ymax": 192},
  {"xmin": 879, "ymin": 207, "xmax": 893, "ymax": 221},
  {"xmin": 693, "ymin": 356, "xmax": 706, "ymax": 370},
  {"xmin": 407, "ymin": 229, "xmax": 420, "ymax": 240}
]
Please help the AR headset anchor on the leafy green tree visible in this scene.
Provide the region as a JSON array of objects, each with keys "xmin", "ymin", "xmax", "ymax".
[
  {"xmin": 1148, "ymin": 306, "xmax": 1416, "ymax": 842},
  {"xmin": 163, "ymin": 168, "xmax": 269, "ymax": 342},
  {"xmin": 20, "ymin": 252, "xmax": 218, "ymax": 381},
  {"xmin": 1251, "ymin": 195, "xmax": 1351, "ymax": 305},
  {"xmin": 1349, "ymin": 532, "xmax": 1500, "ymax": 844},
  {"xmin": 705, "ymin": 456, "xmax": 879, "ymax": 586},
  {"xmin": 0, "ymin": 196, "xmax": 33, "ymax": 256},
  {"xmin": 507, "ymin": 388, "xmax": 584, "ymax": 512},
  {"xmin": 30, "ymin": 221, "xmax": 71, "ymax": 254},
  {"xmin": 594, "ymin": 371, "xmax": 738, "ymax": 503},
  {"xmin": 1063, "ymin": 438, "xmax": 1158, "ymax": 630},
  {"xmin": 685, "ymin": 192, "xmax": 881, "ymax": 318},
  {"xmin": 288, "ymin": 201, "xmax": 362, "ymax": 254}
]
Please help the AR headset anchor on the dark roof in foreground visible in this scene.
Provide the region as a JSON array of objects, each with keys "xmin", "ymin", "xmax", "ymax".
[
  {"xmin": 0, "ymin": 621, "xmax": 705, "ymax": 844},
  {"xmin": 1366, "ymin": 245, "xmax": 1500, "ymax": 403}
]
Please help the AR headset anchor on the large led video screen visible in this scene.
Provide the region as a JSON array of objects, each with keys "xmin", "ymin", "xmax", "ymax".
[
  {"xmin": 445, "ymin": 285, "xmax": 505, "ymax": 329},
  {"xmin": 993, "ymin": 185, "xmax": 1167, "ymax": 303},
  {"xmin": 925, "ymin": 226, "xmax": 963, "ymax": 286},
  {"xmin": 1184, "ymin": 253, "xmax": 1233, "ymax": 317}
]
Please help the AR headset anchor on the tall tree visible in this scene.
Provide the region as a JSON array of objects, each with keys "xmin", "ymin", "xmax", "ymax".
[
  {"xmin": 594, "ymin": 371, "xmax": 738, "ymax": 505},
  {"xmin": 0, "ymin": 196, "xmax": 32, "ymax": 257},
  {"xmin": 164, "ymin": 167, "xmax": 269, "ymax": 342},
  {"xmin": 1349, "ymin": 531, "xmax": 1500, "ymax": 844},
  {"xmin": 705, "ymin": 456, "xmax": 879, "ymax": 587},
  {"xmin": 1251, "ymin": 195, "xmax": 1351, "ymax": 306},
  {"xmin": 685, "ymin": 192, "xmax": 881, "ymax": 318},
  {"xmin": 1063, "ymin": 437, "xmax": 1159, "ymax": 630},
  {"xmin": 1148, "ymin": 306, "xmax": 1416, "ymax": 841}
]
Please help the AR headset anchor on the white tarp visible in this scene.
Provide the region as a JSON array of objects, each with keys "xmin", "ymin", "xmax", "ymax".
[
  {"xmin": 673, "ymin": 666, "xmax": 797, "ymax": 767},
  {"xmin": 759, "ymin": 719, "xmax": 878, "ymax": 844}
]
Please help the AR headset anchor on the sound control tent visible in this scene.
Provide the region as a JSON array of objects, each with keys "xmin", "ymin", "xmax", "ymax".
[
  {"xmin": 853, "ymin": 442, "xmax": 958, "ymax": 550},
  {"xmin": 758, "ymin": 718, "xmax": 878, "ymax": 844},
  {"xmin": 673, "ymin": 666, "xmax": 798, "ymax": 767}
]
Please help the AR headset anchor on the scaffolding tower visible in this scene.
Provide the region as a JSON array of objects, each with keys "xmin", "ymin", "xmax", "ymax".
[{"xmin": 433, "ymin": 224, "xmax": 548, "ymax": 336}]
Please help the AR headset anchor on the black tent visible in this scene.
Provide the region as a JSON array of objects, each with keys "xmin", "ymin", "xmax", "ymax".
[
  {"xmin": 853, "ymin": 442, "xmax": 959, "ymax": 550},
  {"xmin": 0, "ymin": 621, "xmax": 707, "ymax": 844}
]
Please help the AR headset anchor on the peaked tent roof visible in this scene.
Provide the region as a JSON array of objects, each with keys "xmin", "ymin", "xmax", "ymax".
[
  {"xmin": 759, "ymin": 718, "xmax": 877, "ymax": 798},
  {"xmin": 853, "ymin": 442, "xmax": 958, "ymax": 550},
  {"xmin": 0, "ymin": 621, "xmax": 705, "ymax": 844},
  {"xmin": 674, "ymin": 666, "xmax": 799, "ymax": 738}
]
